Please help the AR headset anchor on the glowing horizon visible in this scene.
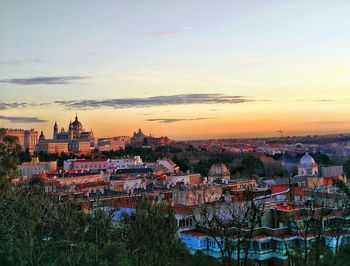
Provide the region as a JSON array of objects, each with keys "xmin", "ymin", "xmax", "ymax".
[{"xmin": 1, "ymin": 1, "xmax": 350, "ymax": 140}]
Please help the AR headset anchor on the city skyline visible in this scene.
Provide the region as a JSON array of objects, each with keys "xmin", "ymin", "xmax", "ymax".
[{"xmin": 1, "ymin": 1, "xmax": 350, "ymax": 139}]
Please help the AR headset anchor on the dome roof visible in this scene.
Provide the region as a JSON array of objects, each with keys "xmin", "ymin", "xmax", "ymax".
[
  {"xmin": 134, "ymin": 128, "xmax": 146, "ymax": 138},
  {"xmin": 72, "ymin": 120, "xmax": 82, "ymax": 127},
  {"xmin": 72, "ymin": 114, "xmax": 82, "ymax": 129},
  {"xmin": 208, "ymin": 162, "xmax": 230, "ymax": 177},
  {"xmin": 39, "ymin": 131, "xmax": 45, "ymax": 141},
  {"xmin": 300, "ymin": 153, "xmax": 316, "ymax": 167}
]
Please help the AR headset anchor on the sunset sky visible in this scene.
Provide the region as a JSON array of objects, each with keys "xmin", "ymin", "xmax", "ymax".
[{"xmin": 1, "ymin": 1, "xmax": 350, "ymax": 140}]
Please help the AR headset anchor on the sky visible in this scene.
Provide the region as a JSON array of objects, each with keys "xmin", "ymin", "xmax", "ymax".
[{"xmin": 1, "ymin": 1, "xmax": 350, "ymax": 140}]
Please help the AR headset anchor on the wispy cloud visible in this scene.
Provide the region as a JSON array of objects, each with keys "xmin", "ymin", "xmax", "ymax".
[
  {"xmin": 146, "ymin": 117, "xmax": 214, "ymax": 124},
  {"xmin": 0, "ymin": 102, "xmax": 48, "ymax": 110},
  {"xmin": 55, "ymin": 93, "xmax": 256, "ymax": 110},
  {"xmin": 296, "ymin": 99, "xmax": 335, "ymax": 102},
  {"xmin": 0, "ymin": 115, "xmax": 47, "ymax": 123},
  {"xmin": 0, "ymin": 75, "xmax": 90, "ymax": 85},
  {"xmin": 146, "ymin": 26, "xmax": 192, "ymax": 36},
  {"xmin": 311, "ymin": 99, "xmax": 335, "ymax": 102},
  {"xmin": 0, "ymin": 55, "xmax": 50, "ymax": 65}
]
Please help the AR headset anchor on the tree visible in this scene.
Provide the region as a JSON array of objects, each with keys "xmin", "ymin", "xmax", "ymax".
[
  {"xmin": 231, "ymin": 155, "xmax": 265, "ymax": 178},
  {"xmin": 344, "ymin": 159, "xmax": 350, "ymax": 179},
  {"xmin": 123, "ymin": 199, "xmax": 183, "ymax": 266},
  {"xmin": 185, "ymin": 251, "xmax": 220, "ymax": 266},
  {"xmin": 283, "ymin": 184, "xmax": 348, "ymax": 266},
  {"xmin": 194, "ymin": 199, "xmax": 265, "ymax": 266}
]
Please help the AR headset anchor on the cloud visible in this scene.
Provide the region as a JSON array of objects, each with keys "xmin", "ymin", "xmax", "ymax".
[
  {"xmin": 311, "ymin": 99, "xmax": 334, "ymax": 102},
  {"xmin": 146, "ymin": 117, "xmax": 214, "ymax": 124},
  {"xmin": 55, "ymin": 93, "xmax": 256, "ymax": 110},
  {"xmin": 0, "ymin": 115, "xmax": 47, "ymax": 123},
  {"xmin": 296, "ymin": 99, "xmax": 335, "ymax": 102},
  {"xmin": 0, "ymin": 75, "xmax": 90, "ymax": 85},
  {"xmin": 0, "ymin": 55, "xmax": 50, "ymax": 65},
  {"xmin": 146, "ymin": 26, "xmax": 192, "ymax": 36},
  {"xmin": 0, "ymin": 102, "xmax": 48, "ymax": 110}
]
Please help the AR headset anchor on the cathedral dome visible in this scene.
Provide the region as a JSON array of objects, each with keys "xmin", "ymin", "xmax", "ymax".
[
  {"xmin": 39, "ymin": 131, "xmax": 45, "ymax": 141},
  {"xmin": 300, "ymin": 153, "xmax": 316, "ymax": 167},
  {"xmin": 72, "ymin": 114, "xmax": 83, "ymax": 130},
  {"xmin": 208, "ymin": 162, "xmax": 230, "ymax": 177}
]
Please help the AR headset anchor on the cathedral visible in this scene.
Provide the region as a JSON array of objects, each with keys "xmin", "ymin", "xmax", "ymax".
[
  {"xmin": 52, "ymin": 114, "xmax": 94, "ymax": 141},
  {"xmin": 37, "ymin": 114, "xmax": 94, "ymax": 155}
]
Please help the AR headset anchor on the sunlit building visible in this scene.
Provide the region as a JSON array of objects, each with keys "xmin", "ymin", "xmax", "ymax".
[
  {"xmin": 37, "ymin": 114, "xmax": 94, "ymax": 155},
  {"xmin": 3, "ymin": 128, "xmax": 38, "ymax": 154}
]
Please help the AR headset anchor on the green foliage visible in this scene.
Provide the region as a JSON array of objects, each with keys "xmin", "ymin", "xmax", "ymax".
[
  {"xmin": 311, "ymin": 152, "xmax": 334, "ymax": 166},
  {"xmin": 172, "ymin": 154, "xmax": 189, "ymax": 172},
  {"xmin": 0, "ymin": 132, "xmax": 21, "ymax": 194},
  {"xmin": 123, "ymin": 200, "xmax": 183, "ymax": 266},
  {"xmin": 334, "ymin": 179, "xmax": 350, "ymax": 198},
  {"xmin": 344, "ymin": 159, "xmax": 350, "ymax": 179},
  {"xmin": 232, "ymin": 155, "xmax": 265, "ymax": 178},
  {"xmin": 18, "ymin": 148, "xmax": 32, "ymax": 163},
  {"xmin": 185, "ymin": 251, "xmax": 220, "ymax": 266}
]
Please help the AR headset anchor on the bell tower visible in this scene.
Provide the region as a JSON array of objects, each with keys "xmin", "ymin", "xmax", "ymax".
[{"xmin": 53, "ymin": 121, "xmax": 58, "ymax": 139}]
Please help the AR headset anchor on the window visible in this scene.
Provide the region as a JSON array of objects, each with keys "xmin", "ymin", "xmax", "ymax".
[
  {"xmin": 261, "ymin": 241, "xmax": 271, "ymax": 250},
  {"xmin": 209, "ymin": 240, "xmax": 216, "ymax": 249}
]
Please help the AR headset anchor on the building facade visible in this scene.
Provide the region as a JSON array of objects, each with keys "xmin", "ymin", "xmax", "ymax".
[
  {"xmin": 37, "ymin": 114, "xmax": 94, "ymax": 155},
  {"xmin": 17, "ymin": 157, "xmax": 57, "ymax": 177},
  {"xmin": 4, "ymin": 128, "xmax": 38, "ymax": 154}
]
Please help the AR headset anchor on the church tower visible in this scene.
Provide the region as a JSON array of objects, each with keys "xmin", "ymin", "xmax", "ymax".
[
  {"xmin": 68, "ymin": 120, "xmax": 74, "ymax": 139},
  {"xmin": 53, "ymin": 121, "xmax": 58, "ymax": 139}
]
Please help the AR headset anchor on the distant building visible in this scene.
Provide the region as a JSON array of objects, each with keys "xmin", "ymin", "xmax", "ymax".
[
  {"xmin": 97, "ymin": 137, "xmax": 126, "ymax": 152},
  {"xmin": 53, "ymin": 114, "xmax": 94, "ymax": 143},
  {"xmin": 208, "ymin": 162, "xmax": 231, "ymax": 181},
  {"xmin": 320, "ymin": 165, "xmax": 344, "ymax": 178},
  {"xmin": 169, "ymin": 173, "xmax": 201, "ymax": 186},
  {"xmin": 130, "ymin": 128, "xmax": 171, "ymax": 147},
  {"xmin": 4, "ymin": 128, "xmax": 38, "ymax": 154},
  {"xmin": 37, "ymin": 114, "xmax": 94, "ymax": 155},
  {"xmin": 108, "ymin": 156, "xmax": 143, "ymax": 169},
  {"xmin": 173, "ymin": 185, "xmax": 223, "ymax": 206},
  {"xmin": 298, "ymin": 153, "xmax": 318, "ymax": 176},
  {"xmin": 36, "ymin": 140, "xmax": 69, "ymax": 154},
  {"xmin": 156, "ymin": 158, "xmax": 180, "ymax": 174},
  {"xmin": 17, "ymin": 157, "xmax": 57, "ymax": 177},
  {"xmin": 65, "ymin": 158, "xmax": 108, "ymax": 172},
  {"xmin": 131, "ymin": 128, "xmax": 147, "ymax": 146}
]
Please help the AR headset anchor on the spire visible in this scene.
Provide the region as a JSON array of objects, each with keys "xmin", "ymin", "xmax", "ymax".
[
  {"xmin": 75, "ymin": 113, "xmax": 78, "ymax": 121},
  {"xmin": 53, "ymin": 120, "xmax": 58, "ymax": 132}
]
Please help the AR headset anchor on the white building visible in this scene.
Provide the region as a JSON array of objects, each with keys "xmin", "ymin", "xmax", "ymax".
[
  {"xmin": 17, "ymin": 157, "xmax": 57, "ymax": 177},
  {"xmin": 107, "ymin": 156, "xmax": 143, "ymax": 169},
  {"xmin": 156, "ymin": 158, "xmax": 180, "ymax": 174},
  {"xmin": 298, "ymin": 153, "xmax": 318, "ymax": 176},
  {"xmin": 169, "ymin": 173, "xmax": 201, "ymax": 186}
]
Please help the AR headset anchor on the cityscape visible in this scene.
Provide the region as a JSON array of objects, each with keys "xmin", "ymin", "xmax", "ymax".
[{"xmin": 1, "ymin": 1, "xmax": 350, "ymax": 266}]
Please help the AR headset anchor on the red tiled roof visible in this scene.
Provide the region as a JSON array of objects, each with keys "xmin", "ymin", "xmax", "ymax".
[
  {"xmin": 67, "ymin": 169, "xmax": 86, "ymax": 174},
  {"xmin": 181, "ymin": 230, "xmax": 207, "ymax": 237},
  {"xmin": 174, "ymin": 205, "xmax": 194, "ymax": 215},
  {"xmin": 74, "ymin": 159, "xmax": 107, "ymax": 163},
  {"xmin": 75, "ymin": 181, "xmax": 108, "ymax": 189},
  {"xmin": 255, "ymin": 234, "xmax": 270, "ymax": 240}
]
